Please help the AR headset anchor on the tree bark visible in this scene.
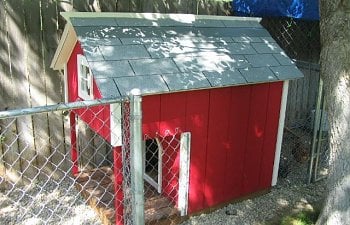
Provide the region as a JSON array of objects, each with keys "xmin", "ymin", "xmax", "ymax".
[{"xmin": 317, "ymin": 0, "xmax": 350, "ymax": 224}]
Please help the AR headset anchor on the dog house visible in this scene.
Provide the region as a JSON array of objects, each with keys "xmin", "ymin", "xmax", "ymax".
[{"xmin": 51, "ymin": 12, "xmax": 303, "ymax": 224}]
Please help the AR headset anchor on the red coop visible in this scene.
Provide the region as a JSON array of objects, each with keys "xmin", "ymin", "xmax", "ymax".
[{"xmin": 51, "ymin": 12, "xmax": 303, "ymax": 224}]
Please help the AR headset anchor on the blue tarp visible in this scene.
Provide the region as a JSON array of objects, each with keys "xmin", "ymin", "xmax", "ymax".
[{"xmin": 233, "ymin": 0, "xmax": 319, "ymax": 20}]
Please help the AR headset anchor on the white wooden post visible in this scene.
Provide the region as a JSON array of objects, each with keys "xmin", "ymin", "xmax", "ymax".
[
  {"xmin": 272, "ymin": 81, "xmax": 289, "ymax": 186},
  {"xmin": 178, "ymin": 132, "xmax": 191, "ymax": 216}
]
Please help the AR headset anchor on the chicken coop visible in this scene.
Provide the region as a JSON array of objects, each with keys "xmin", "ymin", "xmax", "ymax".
[{"xmin": 51, "ymin": 12, "xmax": 303, "ymax": 225}]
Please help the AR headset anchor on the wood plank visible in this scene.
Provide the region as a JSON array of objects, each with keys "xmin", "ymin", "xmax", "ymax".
[
  {"xmin": 24, "ymin": 0, "xmax": 54, "ymax": 182},
  {"xmin": 7, "ymin": 0, "xmax": 36, "ymax": 183},
  {"xmin": 159, "ymin": 92, "xmax": 187, "ymax": 137},
  {"xmin": 153, "ymin": 0, "xmax": 167, "ymax": 13},
  {"xmin": 224, "ymin": 85, "xmax": 251, "ymax": 200},
  {"xmin": 160, "ymin": 92, "xmax": 187, "ymax": 203},
  {"xmin": 129, "ymin": 0, "xmax": 140, "ymax": 12},
  {"xmin": 0, "ymin": 0, "xmax": 14, "ymax": 181},
  {"xmin": 242, "ymin": 83, "xmax": 269, "ymax": 195},
  {"xmin": 99, "ymin": 0, "xmax": 117, "ymax": 12},
  {"xmin": 185, "ymin": 90, "xmax": 210, "ymax": 213},
  {"xmin": 259, "ymin": 82, "xmax": 283, "ymax": 189},
  {"xmin": 56, "ymin": 0, "xmax": 73, "ymax": 34},
  {"xmin": 301, "ymin": 68, "xmax": 310, "ymax": 121},
  {"xmin": 42, "ymin": 0, "xmax": 68, "ymax": 179},
  {"xmin": 198, "ymin": 0, "xmax": 217, "ymax": 15},
  {"xmin": 295, "ymin": 75, "xmax": 304, "ymax": 122},
  {"xmin": 142, "ymin": 95, "xmax": 161, "ymax": 138},
  {"xmin": 204, "ymin": 87, "xmax": 231, "ymax": 208},
  {"xmin": 216, "ymin": 1, "xmax": 231, "ymax": 16},
  {"xmin": 73, "ymin": 0, "xmax": 92, "ymax": 11},
  {"xmin": 286, "ymin": 79, "xmax": 297, "ymax": 127},
  {"xmin": 141, "ymin": 0, "xmax": 154, "ymax": 12},
  {"xmin": 116, "ymin": 0, "xmax": 130, "ymax": 12}
]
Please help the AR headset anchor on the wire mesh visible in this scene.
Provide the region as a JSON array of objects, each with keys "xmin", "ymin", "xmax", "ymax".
[
  {"xmin": 0, "ymin": 99, "xmax": 133, "ymax": 225},
  {"xmin": 143, "ymin": 130, "xmax": 183, "ymax": 224},
  {"xmin": 259, "ymin": 17, "xmax": 329, "ymax": 184}
]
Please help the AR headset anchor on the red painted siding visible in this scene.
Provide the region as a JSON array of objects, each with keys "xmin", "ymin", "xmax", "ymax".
[
  {"xmin": 185, "ymin": 90, "xmax": 210, "ymax": 213},
  {"xmin": 142, "ymin": 82, "xmax": 283, "ymax": 214},
  {"xmin": 242, "ymin": 84, "xmax": 270, "ymax": 195},
  {"xmin": 67, "ymin": 42, "xmax": 110, "ymax": 141},
  {"xmin": 259, "ymin": 82, "xmax": 283, "ymax": 189},
  {"xmin": 204, "ymin": 88, "xmax": 232, "ymax": 207},
  {"xmin": 224, "ymin": 85, "xmax": 251, "ymax": 200}
]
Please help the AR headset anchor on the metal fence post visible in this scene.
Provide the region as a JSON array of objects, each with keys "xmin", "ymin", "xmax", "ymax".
[{"xmin": 130, "ymin": 92, "xmax": 145, "ymax": 225}]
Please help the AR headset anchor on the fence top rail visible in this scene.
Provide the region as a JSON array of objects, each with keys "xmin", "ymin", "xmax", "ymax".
[{"xmin": 0, "ymin": 97, "xmax": 127, "ymax": 119}]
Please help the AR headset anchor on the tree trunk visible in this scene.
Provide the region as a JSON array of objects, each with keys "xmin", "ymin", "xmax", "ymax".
[{"xmin": 317, "ymin": 0, "xmax": 350, "ymax": 224}]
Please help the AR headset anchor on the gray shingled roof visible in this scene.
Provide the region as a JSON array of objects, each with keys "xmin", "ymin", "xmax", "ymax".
[{"xmin": 68, "ymin": 14, "xmax": 303, "ymax": 98}]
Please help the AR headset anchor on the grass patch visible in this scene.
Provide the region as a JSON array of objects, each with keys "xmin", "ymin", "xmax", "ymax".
[
  {"xmin": 280, "ymin": 210, "xmax": 319, "ymax": 225},
  {"xmin": 266, "ymin": 200, "xmax": 322, "ymax": 225}
]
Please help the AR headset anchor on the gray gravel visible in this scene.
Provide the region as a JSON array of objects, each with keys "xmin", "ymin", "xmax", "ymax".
[
  {"xmin": 0, "ymin": 178, "xmax": 101, "ymax": 225},
  {"xmin": 0, "ymin": 165, "xmax": 327, "ymax": 225},
  {"xmin": 180, "ymin": 178, "xmax": 326, "ymax": 225}
]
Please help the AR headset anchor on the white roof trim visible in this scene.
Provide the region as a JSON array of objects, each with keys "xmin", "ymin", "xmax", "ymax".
[
  {"xmin": 50, "ymin": 23, "xmax": 77, "ymax": 70},
  {"xmin": 61, "ymin": 12, "xmax": 262, "ymax": 23}
]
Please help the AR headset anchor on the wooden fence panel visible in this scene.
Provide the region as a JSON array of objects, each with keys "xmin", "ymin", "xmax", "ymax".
[{"xmin": 6, "ymin": 0, "xmax": 36, "ymax": 183}]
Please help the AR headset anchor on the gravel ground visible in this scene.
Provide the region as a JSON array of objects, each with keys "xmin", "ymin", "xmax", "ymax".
[
  {"xmin": 0, "ymin": 178, "xmax": 101, "ymax": 225},
  {"xmin": 0, "ymin": 162, "xmax": 327, "ymax": 225},
  {"xmin": 180, "ymin": 178, "xmax": 326, "ymax": 225}
]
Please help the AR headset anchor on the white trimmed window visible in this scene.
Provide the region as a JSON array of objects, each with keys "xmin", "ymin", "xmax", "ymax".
[{"xmin": 77, "ymin": 54, "xmax": 93, "ymax": 100}]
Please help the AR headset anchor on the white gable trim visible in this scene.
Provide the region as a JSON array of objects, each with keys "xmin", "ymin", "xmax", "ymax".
[{"xmin": 50, "ymin": 23, "xmax": 77, "ymax": 70}]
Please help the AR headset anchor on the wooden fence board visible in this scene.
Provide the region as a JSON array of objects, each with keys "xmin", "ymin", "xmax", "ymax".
[
  {"xmin": 100, "ymin": 0, "xmax": 117, "ymax": 12},
  {"xmin": 0, "ymin": 1, "xmax": 22, "ymax": 183},
  {"xmin": 42, "ymin": 0, "xmax": 67, "ymax": 179},
  {"xmin": 117, "ymin": 0, "xmax": 130, "ymax": 12},
  {"xmin": 140, "ymin": 0, "xmax": 154, "ymax": 12},
  {"xmin": 198, "ymin": 0, "xmax": 217, "ymax": 15},
  {"xmin": 24, "ymin": 0, "xmax": 53, "ymax": 181},
  {"xmin": 0, "ymin": 0, "xmax": 10, "ymax": 179},
  {"xmin": 6, "ymin": 0, "xmax": 36, "ymax": 183},
  {"xmin": 73, "ymin": 0, "xmax": 92, "ymax": 11},
  {"xmin": 152, "ymin": 0, "xmax": 167, "ymax": 13},
  {"xmin": 301, "ymin": 68, "xmax": 311, "ymax": 121}
]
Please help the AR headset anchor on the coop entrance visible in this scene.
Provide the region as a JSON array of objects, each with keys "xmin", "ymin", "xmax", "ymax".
[{"xmin": 143, "ymin": 138, "xmax": 163, "ymax": 193}]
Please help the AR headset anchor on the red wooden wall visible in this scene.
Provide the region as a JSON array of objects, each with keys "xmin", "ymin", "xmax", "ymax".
[
  {"xmin": 67, "ymin": 43, "xmax": 110, "ymax": 141},
  {"xmin": 142, "ymin": 83, "xmax": 283, "ymax": 214}
]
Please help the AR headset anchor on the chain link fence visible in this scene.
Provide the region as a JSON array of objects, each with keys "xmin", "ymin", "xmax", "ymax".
[
  {"xmin": 0, "ymin": 99, "xmax": 133, "ymax": 225},
  {"xmin": 0, "ymin": 97, "xmax": 189, "ymax": 225},
  {"xmin": 259, "ymin": 17, "xmax": 329, "ymax": 184},
  {"xmin": 143, "ymin": 130, "xmax": 184, "ymax": 225}
]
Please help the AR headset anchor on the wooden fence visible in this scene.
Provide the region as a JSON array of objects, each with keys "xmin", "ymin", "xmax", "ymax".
[{"xmin": 0, "ymin": 0, "xmax": 231, "ymax": 182}]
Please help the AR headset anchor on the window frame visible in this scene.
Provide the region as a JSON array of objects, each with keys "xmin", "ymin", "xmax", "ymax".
[{"xmin": 77, "ymin": 54, "xmax": 93, "ymax": 100}]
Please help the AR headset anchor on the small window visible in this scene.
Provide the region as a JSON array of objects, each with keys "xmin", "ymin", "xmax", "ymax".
[{"xmin": 77, "ymin": 54, "xmax": 93, "ymax": 100}]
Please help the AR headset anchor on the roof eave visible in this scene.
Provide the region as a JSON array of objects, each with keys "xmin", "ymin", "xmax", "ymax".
[{"xmin": 50, "ymin": 22, "xmax": 77, "ymax": 70}]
